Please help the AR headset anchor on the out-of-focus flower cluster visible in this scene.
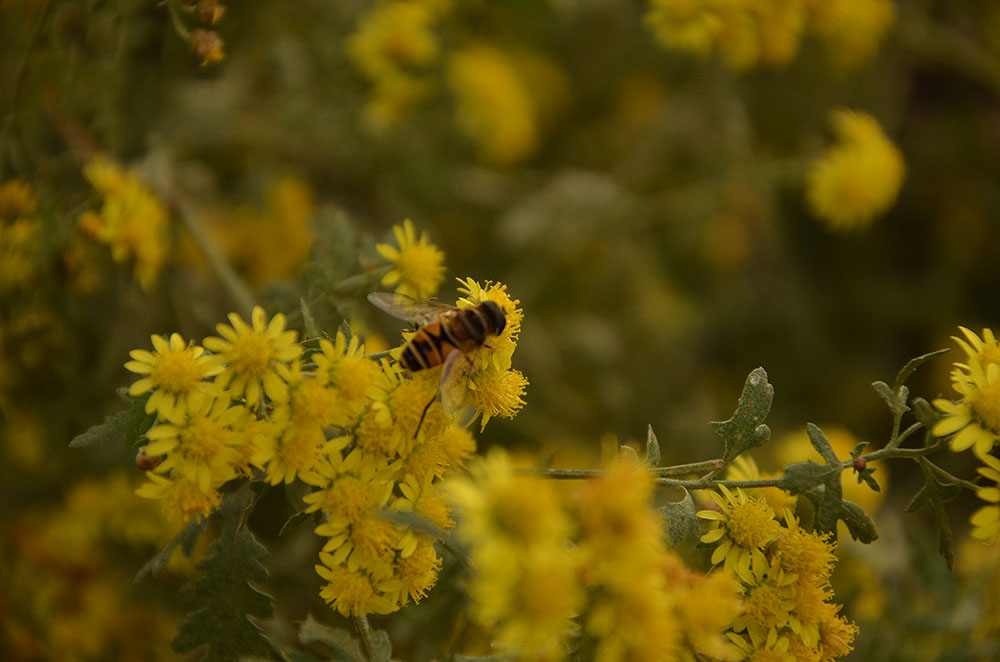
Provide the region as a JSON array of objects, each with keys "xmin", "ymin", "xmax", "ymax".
[
  {"xmin": 447, "ymin": 452, "xmax": 746, "ymax": 662},
  {"xmin": 123, "ymin": 221, "xmax": 526, "ymax": 616}
]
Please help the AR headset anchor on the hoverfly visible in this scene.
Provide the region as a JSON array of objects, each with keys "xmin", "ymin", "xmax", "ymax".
[{"xmin": 367, "ymin": 291, "xmax": 507, "ymax": 433}]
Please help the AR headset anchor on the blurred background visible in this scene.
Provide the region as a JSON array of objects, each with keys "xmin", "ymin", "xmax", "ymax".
[{"xmin": 2, "ymin": 0, "xmax": 1000, "ymax": 659}]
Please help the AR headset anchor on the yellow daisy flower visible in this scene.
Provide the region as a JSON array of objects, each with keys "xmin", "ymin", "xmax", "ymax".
[
  {"xmin": 135, "ymin": 471, "xmax": 222, "ymax": 523},
  {"xmin": 952, "ymin": 326, "xmax": 1000, "ymax": 372},
  {"xmin": 934, "ymin": 358, "xmax": 1000, "ymax": 459},
  {"xmin": 699, "ymin": 485, "xmax": 781, "ymax": 583},
  {"xmin": 970, "ymin": 454, "xmax": 1000, "ymax": 544},
  {"xmin": 375, "ymin": 219, "xmax": 446, "ymax": 299},
  {"xmin": 203, "ymin": 305, "xmax": 300, "ymax": 410},
  {"xmin": 125, "ymin": 333, "xmax": 223, "ymax": 420}
]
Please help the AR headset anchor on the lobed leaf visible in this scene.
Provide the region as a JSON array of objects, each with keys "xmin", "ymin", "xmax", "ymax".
[
  {"xmin": 872, "ymin": 380, "xmax": 909, "ymax": 418},
  {"xmin": 69, "ymin": 391, "xmax": 154, "ymax": 449},
  {"xmin": 658, "ymin": 488, "xmax": 699, "ymax": 547},
  {"xmin": 838, "ymin": 500, "xmax": 879, "ymax": 543},
  {"xmin": 712, "ymin": 367, "xmax": 774, "ymax": 465},
  {"xmin": 908, "ymin": 457, "xmax": 958, "ymax": 569},
  {"xmin": 172, "ymin": 487, "xmax": 275, "ymax": 661}
]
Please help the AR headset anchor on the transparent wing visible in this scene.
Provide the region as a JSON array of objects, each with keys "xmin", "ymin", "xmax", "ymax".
[
  {"xmin": 367, "ymin": 292, "xmax": 456, "ymax": 325},
  {"xmin": 440, "ymin": 346, "xmax": 478, "ymax": 416}
]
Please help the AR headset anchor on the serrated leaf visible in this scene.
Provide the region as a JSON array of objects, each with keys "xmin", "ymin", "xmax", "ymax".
[
  {"xmin": 299, "ymin": 614, "xmax": 366, "ymax": 662},
  {"xmin": 712, "ymin": 367, "xmax": 773, "ymax": 465},
  {"xmin": 658, "ymin": 488, "xmax": 699, "ymax": 547},
  {"xmin": 134, "ymin": 516, "xmax": 209, "ymax": 583},
  {"xmin": 909, "ymin": 457, "xmax": 957, "ymax": 569},
  {"xmin": 279, "ymin": 509, "xmax": 315, "ymax": 538},
  {"xmin": 645, "ymin": 425, "xmax": 661, "ymax": 467},
  {"xmin": 838, "ymin": 500, "xmax": 879, "ymax": 543},
  {"xmin": 301, "ymin": 298, "xmax": 319, "ymax": 339},
  {"xmin": 894, "ymin": 348, "xmax": 950, "ymax": 390},
  {"xmin": 69, "ymin": 393, "xmax": 155, "ymax": 449},
  {"xmin": 872, "ymin": 381, "xmax": 909, "ymax": 417},
  {"xmin": 172, "ymin": 488, "xmax": 274, "ymax": 661},
  {"xmin": 778, "ymin": 461, "xmax": 839, "ymax": 494}
]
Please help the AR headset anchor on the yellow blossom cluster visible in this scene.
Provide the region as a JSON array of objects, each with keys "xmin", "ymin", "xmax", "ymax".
[
  {"xmin": 0, "ymin": 179, "xmax": 42, "ymax": 294},
  {"xmin": 78, "ymin": 154, "xmax": 171, "ymax": 291},
  {"xmin": 806, "ymin": 109, "xmax": 906, "ymax": 231},
  {"xmin": 644, "ymin": 0, "xmax": 895, "ymax": 71},
  {"xmin": 124, "ymin": 265, "xmax": 525, "ymax": 617},
  {"xmin": 933, "ymin": 327, "xmax": 1000, "ymax": 543},
  {"xmin": 698, "ymin": 490, "xmax": 858, "ymax": 661},
  {"xmin": 447, "ymin": 452, "xmax": 744, "ymax": 661}
]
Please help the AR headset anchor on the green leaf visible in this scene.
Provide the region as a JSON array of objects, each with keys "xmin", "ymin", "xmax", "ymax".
[
  {"xmin": 894, "ymin": 348, "xmax": 950, "ymax": 390},
  {"xmin": 658, "ymin": 488, "xmax": 699, "ymax": 547},
  {"xmin": 804, "ymin": 424, "xmax": 844, "ymax": 534},
  {"xmin": 369, "ymin": 629, "xmax": 393, "ymax": 662},
  {"xmin": 907, "ymin": 457, "xmax": 958, "ymax": 569},
  {"xmin": 910, "ymin": 397, "xmax": 941, "ymax": 429},
  {"xmin": 712, "ymin": 367, "xmax": 774, "ymax": 465},
  {"xmin": 298, "ymin": 614, "xmax": 366, "ymax": 662},
  {"xmin": 338, "ymin": 320, "xmax": 353, "ymax": 343},
  {"xmin": 838, "ymin": 500, "xmax": 879, "ymax": 544},
  {"xmin": 778, "ymin": 461, "xmax": 839, "ymax": 494},
  {"xmin": 69, "ymin": 391, "xmax": 155, "ymax": 449},
  {"xmin": 172, "ymin": 488, "xmax": 275, "ymax": 661},
  {"xmin": 134, "ymin": 516, "xmax": 209, "ymax": 582},
  {"xmin": 850, "ymin": 442, "xmax": 868, "ymax": 459},
  {"xmin": 301, "ymin": 297, "xmax": 319, "ymax": 339},
  {"xmin": 619, "ymin": 445, "xmax": 640, "ymax": 463},
  {"xmin": 859, "ymin": 468, "xmax": 881, "ymax": 493},
  {"xmin": 278, "ymin": 509, "xmax": 315, "ymax": 538},
  {"xmin": 872, "ymin": 380, "xmax": 909, "ymax": 418},
  {"xmin": 645, "ymin": 425, "xmax": 661, "ymax": 467}
]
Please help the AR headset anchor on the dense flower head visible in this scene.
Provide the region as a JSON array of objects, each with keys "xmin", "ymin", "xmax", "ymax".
[
  {"xmin": 125, "ymin": 333, "xmax": 223, "ymax": 421},
  {"xmin": 375, "ymin": 219, "xmax": 446, "ymax": 299},
  {"xmin": 806, "ymin": 110, "xmax": 905, "ymax": 231},
  {"xmin": 80, "ymin": 154, "xmax": 170, "ymax": 290},
  {"xmin": 203, "ymin": 305, "xmax": 300, "ymax": 410},
  {"xmin": 934, "ymin": 351, "xmax": 1000, "ymax": 459},
  {"xmin": 699, "ymin": 485, "xmax": 781, "ymax": 582}
]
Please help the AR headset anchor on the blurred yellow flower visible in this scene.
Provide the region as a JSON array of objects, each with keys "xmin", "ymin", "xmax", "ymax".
[
  {"xmin": 808, "ymin": 0, "xmax": 895, "ymax": 70},
  {"xmin": 644, "ymin": 0, "xmax": 725, "ymax": 57},
  {"xmin": 80, "ymin": 154, "xmax": 170, "ymax": 291},
  {"xmin": 806, "ymin": 110, "xmax": 905, "ymax": 231},
  {"xmin": 376, "ymin": 218, "xmax": 446, "ymax": 299},
  {"xmin": 0, "ymin": 178, "xmax": 36, "ymax": 218},
  {"xmin": 446, "ymin": 45, "xmax": 539, "ymax": 165}
]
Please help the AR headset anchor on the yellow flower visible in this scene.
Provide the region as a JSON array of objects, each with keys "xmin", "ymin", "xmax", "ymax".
[
  {"xmin": 81, "ymin": 154, "xmax": 170, "ymax": 290},
  {"xmin": 806, "ymin": 110, "xmax": 905, "ymax": 231},
  {"xmin": 315, "ymin": 554, "xmax": 398, "ymax": 617},
  {"xmin": 644, "ymin": 0, "xmax": 725, "ymax": 57},
  {"xmin": 774, "ymin": 514, "xmax": 836, "ymax": 585},
  {"xmin": 952, "ymin": 327, "xmax": 1000, "ymax": 372},
  {"xmin": 808, "ymin": 0, "xmax": 895, "ymax": 70},
  {"xmin": 970, "ymin": 454, "xmax": 1000, "ymax": 543},
  {"xmin": 0, "ymin": 217, "xmax": 42, "ymax": 292},
  {"xmin": 727, "ymin": 455, "xmax": 799, "ymax": 516},
  {"xmin": 144, "ymin": 395, "xmax": 248, "ymax": 491},
  {"xmin": 391, "ymin": 534, "xmax": 442, "ymax": 607},
  {"xmin": 375, "ymin": 219, "xmax": 446, "ymax": 299},
  {"xmin": 934, "ymin": 358, "xmax": 1000, "ymax": 459},
  {"xmin": 0, "ymin": 178, "xmax": 36, "ymax": 218},
  {"xmin": 728, "ymin": 627, "xmax": 796, "ymax": 662},
  {"xmin": 732, "ymin": 556, "xmax": 798, "ymax": 644},
  {"xmin": 203, "ymin": 305, "xmax": 301, "ymax": 410},
  {"xmin": 467, "ymin": 367, "xmax": 528, "ymax": 431},
  {"xmin": 261, "ymin": 422, "xmax": 328, "ymax": 486},
  {"xmin": 699, "ymin": 485, "xmax": 781, "ymax": 583},
  {"xmin": 446, "ymin": 45, "xmax": 539, "ymax": 165},
  {"xmin": 125, "ymin": 333, "xmax": 223, "ymax": 420},
  {"xmin": 314, "ymin": 331, "xmax": 386, "ymax": 426},
  {"xmin": 135, "ymin": 471, "xmax": 222, "ymax": 523},
  {"xmin": 347, "ymin": 1, "xmax": 440, "ymax": 81}
]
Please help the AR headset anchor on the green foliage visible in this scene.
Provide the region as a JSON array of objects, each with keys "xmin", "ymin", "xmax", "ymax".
[
  {"xmin": 297, "ymin": 614, "xmax": 394, "ymax": 662},
  {"xmin": 172, "ymin": 487, "xmax": 275, "ymax": 661},
  {"xmin": 644, "ymin": 424, "xmax": 661, "ymax": 467},
  {"xmin": 712, "ymin": 367, "xmax": 774, "ymax": 466},
  {"xmin": 135, "ymin": 515, "xmax": 209, "ymax": 582},
  {"xmin": 907, "ymin": 457, "xmax": 960, "ymax": 570},
  {"xmin": 658, "ymin": 488, "xmax": 699, "ymax": 547},
  {"xmin": 68, "ymin": 390, "xmax": 153, "ymax": 449},
  {"xmin": 893, "ymin": 348, "xmax": 950, "ymax": 391}
]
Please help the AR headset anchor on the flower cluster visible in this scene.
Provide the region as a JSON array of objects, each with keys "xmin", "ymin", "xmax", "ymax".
[
  {"xmin": 78, "ymin": 155, "xmax": 170, "ymax": 291},
  {"xmin": 806, "ymin": 110, "xmax": 906, "ymax": 231},
  {"xmin": 447, "ymin": 452, "xmax": 744, "ymax": 661},
  {"xmin": 698, "ymin": 491, "xmax": 858, "ymax": 661},
  {"xmin": 126, "ymin": 264, "xmax": 525, "ymax": 617},
  {"xmin": 644, "ymin": 0, "xmax": 895, "ymax": 71}
]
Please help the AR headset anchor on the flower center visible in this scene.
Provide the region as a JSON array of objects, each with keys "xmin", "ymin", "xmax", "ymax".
[
  {"xmin": 179, "ymin": 417, "xmax": 228, "ymax": 462},
  {"xmin": 151, "ymin": 349, "xmax": 203, "ymax": 394},
  {"xmin": 229, "ymin": 333, "xmax": 273, "ymax": 378},
  {"xmin": 726, "ymin": 499, "xmax": 779, "ymax": 549},
  {"xmin": 971, "ymin": 380, "xmax": 1000, "ymax": 435},
  {"xmin": 292, "ymin": 379, "xmax": 337, "ymax": 426},
  {"xmin": 395, "ymin": 243, "xmax": 443, "ymax": 292}
]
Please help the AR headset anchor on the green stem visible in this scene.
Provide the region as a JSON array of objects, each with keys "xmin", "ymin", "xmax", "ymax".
[
  {"xmin": 333, "ymin": 265, "xmax": 393, "ymax": 294},
  {"xmin": 354, "ymin": 614, "xmax": 375, "ymax": 661},
  {"xmin": 652, "ymin": 459, "xmax": 725, "ymax": 477},
  {"xmin": 365, "ymin": 349, "xmax": 395, "ymax": 361},
  {"xmin": 175, "ymin": 197, "xmax": 257, "ymax": 316},
  {"xmin": 926, "ymin": 460, "xmax": 981, "ymax": 492},
  {"xmin": 656, "ymin": 477, "xmax": 784, "ymax": 490}
]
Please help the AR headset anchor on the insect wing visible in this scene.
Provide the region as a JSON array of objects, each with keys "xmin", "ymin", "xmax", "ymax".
[
  {"xmin": 367, "ymin": 292, "xmax": 455, "ymax": 325},
  {"xmin": 440, "ymin": 346, "xmax": 477, "ymax": 416}
]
